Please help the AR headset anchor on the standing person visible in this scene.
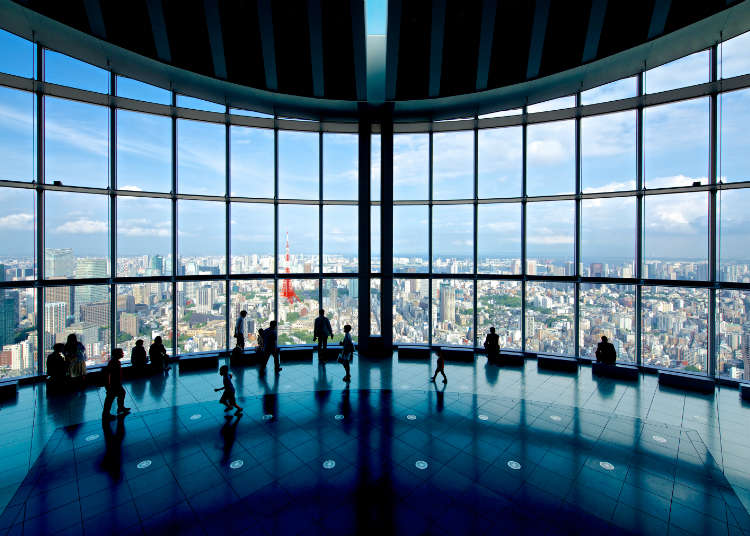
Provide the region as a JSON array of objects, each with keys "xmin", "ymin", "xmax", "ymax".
[
  {"xmin": 313, "ymin": 309, "xmax": 333, "ymax": 358},
  {"xmin": 102, "ymin": 348, "xmax": 130, "ymax": 420},
  {"xmin": 215, "ymin": 365, "xmax": 243, "ymax": 416},
  {"xmin": 261, "ymin": 320, "xmax": 281, "ymax": 375},
  {"xmin": 234, "ymin": 310, "xmax": 247, "ymax": 350},
  {"xmin": 431, "ymin": 349, "xmax": 448, "ymax": 384},
  {"xmin": 337, "ymin": 324, "xmax": 354, "ymax": 383},
  {"xmin": 149, "ymin": 335, "xmax": 169, "ymax": 372},
  {"xmin": 484, "ymin": 327, "xmax": 500, "ymax": 361},
  {"xmin": 64, "ymin": 333, "xmax": 87, "ymax": 389},
  {"xmin": 130, "ymin": 339, "xmax": 148, "ymax": 372}
]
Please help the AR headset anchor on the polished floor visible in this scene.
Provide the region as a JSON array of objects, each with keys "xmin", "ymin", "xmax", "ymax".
[{"xmin": 0, "ymin": 354, "xmax": 749, "ymax": 535}]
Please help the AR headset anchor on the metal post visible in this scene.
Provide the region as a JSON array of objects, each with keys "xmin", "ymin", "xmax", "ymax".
[
  {"xmin": 319, "ymin": 129, "xmax": 323, "ymax": 310},
  {"xmin": 225, "ymin": 105, "xmax": 231, "ymax": 352},
  {"xmin": 473, "ymin": 117, "xmax": 479, "ymax": 350},
  {"xmin": 273, "ymin": 120, "xmax": 279, "ymax": 325},
  {"xmin": 574, "ymin": 91, "xmax": 581, "ymax": 357},
  {"xmin": 380, "ymin": 110, "xmax": 394, "ymax": 352},
  {"xmin": 35, "ymin": 41, "xmax": 45, "ymax": 373},
  {"xmin": 110, "ymin": 72, "xmax": 117, "ymax": 356},
  {"xmin": 635, "ymin": 71, "xmax": 644, "ymax": 367},
  {"xmin": 428, "ymin": 130, "xmax": 433, "ymax": 347},
  {"xmin": 171, "ymin": 90, "xmax": 178, "ymax": 355},
  {"xmin": 521, "ymin": 105, "xmax": 527, "ymax": 353},
  {"xmin": 358, "ymin": 115, "xmax": 372, "ymax": 352},
  {"xmin": 708, "ymin": 44, "xmax": 718, "ymax": 377}
]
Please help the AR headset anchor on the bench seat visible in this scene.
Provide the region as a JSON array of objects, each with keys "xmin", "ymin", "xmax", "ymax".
[
  {"xmin": 741, "ymin": 383, "xmax": 750, "ymax": 402},
  {"xmin": 593, "ymin": 362, "xmax": 639, "ymax": 381},
  {"xmin": 658, "ymin": 370, "xmax": 714, "ymax": 395},
  {"xmin": 538, "ymin": 354, "xmax": 578, "ymax": 373},
  {"xmin": 320, "ymin": 345, "xmax": 344, "ymax": 361},
  {"xmin": 230, "ymin": 348, "xmax": 262, "ymax": 367},
  {"xmin": 398, "ymin": 346, "xmax": 431, "ymax": 360},
  {"xmin": 487, "ymin": 349, "xmax": 524, "ymax": 367},
  {"xmin": 0, "ymin": 380, "xmax": 18, "ymax": 399},
  {"xmin": 178, "ymin": 353, "xmax": 220, "ymax": 372},
  {"xmin": 279, "ymin": 345, "xmax": 314, "ymax": 362},
  {"xmin": 440, "ymin": 347, "xmax": 474, "ymax": 362}
]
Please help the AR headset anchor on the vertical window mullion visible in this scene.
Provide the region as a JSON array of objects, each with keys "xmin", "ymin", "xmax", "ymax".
[
  {"xmin": 171, "ymin": 90, "xmax": 178, "ymax": 356},
  {"xmin": 574, "ymin": 91, "xmax": 581, "ymax": 358},
  {"xmin": 708, "ymin": 44, "xmax": 718, "ymax": 377},
  {"xmin": 110, "ymin": 72, "xmax": 117, "ymax": 356},
  {"xmin": 225, "ymin": 105, "xmax": 231, "ymax": 352},
  {"xmin": 635, "ymin": 71, "xmax": 644, "ymax": 367},
  {"xmin": 428, "ymin": 130, "xmax": 433, "ymax": 348},
  {"xmin": 35, "ymin": 42, "xmax": 45, "ymax": 374},
  {"xmin": 521, "ymin": 105, "xmax": 527, "ymax": 353},
  {"xmin": 473, "ymin": 118, "xmax": 478, "ymax": 350}
]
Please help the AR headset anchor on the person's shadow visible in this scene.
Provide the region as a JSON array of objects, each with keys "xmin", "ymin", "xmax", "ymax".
[
  {"xmin": 220, "ymin": 414, "xmax": 243, "ymax": 466},
  {"xmin": 484, "ymin": 361, "xmax": 499, "ymax": 386},
  {"xmin": 432, "ymin": 380, "xmax": 446, "ymax": 412},
  {"xmin": 101, "ymin": 416, "xmax": 126, "ymax": 481},
  {"xmin": 149, "ymin": 371, "xmax": 167, "ymax": 401},
  {"xmin": 314, "ymin": 361, "xmax": 333, "ymax": 410}
]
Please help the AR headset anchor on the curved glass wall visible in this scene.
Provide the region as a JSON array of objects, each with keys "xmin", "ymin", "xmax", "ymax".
[{"xmin": 1, "ymin": 28, "xmax": 750, "ymax": 383}]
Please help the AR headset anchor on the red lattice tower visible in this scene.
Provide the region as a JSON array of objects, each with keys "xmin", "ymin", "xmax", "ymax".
[{"xmin": 280, "ymin": 231, "xmax": 299, "ymax": 304}]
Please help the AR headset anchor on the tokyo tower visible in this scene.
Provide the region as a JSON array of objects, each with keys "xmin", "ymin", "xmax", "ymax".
[{"xmin": 280, "ymin": 231, "xmax": 299, "ymax": 304}]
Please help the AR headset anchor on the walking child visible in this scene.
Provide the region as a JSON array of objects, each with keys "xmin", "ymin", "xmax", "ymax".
[
  {"xmin": 215, "ymin": 365, "xmax": 243, "ymax": 415},
  {"xmin": 338, "ymin": 324, "xmax": 354, "ymax": 383},
  {"xmin": 431, "ymin": 349, "xmax": 448, "ymax": 384}
]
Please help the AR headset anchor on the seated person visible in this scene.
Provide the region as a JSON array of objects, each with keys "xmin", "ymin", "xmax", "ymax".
[
  {"xmin": 149, "ymin": 336, "xmax": 169, "ymax": 372},
  {"xmin": 46, "ymin": 343, "xmax": 67, "ymax": 387},
  {"xmin": 484, "ymin": 327, "xmax": 500, "ymax": 360},
  {"xmin": 131, "ymin": 339, "xmax": 148, "ymax": 371},
  {"xmin": 595, "ymin": 335, "xmax": 617, "ymax": 365}
]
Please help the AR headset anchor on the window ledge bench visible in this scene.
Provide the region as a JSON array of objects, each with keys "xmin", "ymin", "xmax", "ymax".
[
  {"xmin": 593, "ymin": 362, "xmax": 639, "ymax": 381},
  {"xmin": 537, "ymin": 354, "xmax": 578, "ymax": 373},
  {"xmin": 658, "ymin": 370, "xmax": 715, "ymax": 394},
  {"xmin": 279, "ymin": 345, "xmax": 314, "ymax": 362},
  {"xmin": 398, "ymin": 346, "xmax": 431, "ymax": 360},
  {"xmin": 440, "ymin": 347, "xmax": 474, "ymax": 362}
]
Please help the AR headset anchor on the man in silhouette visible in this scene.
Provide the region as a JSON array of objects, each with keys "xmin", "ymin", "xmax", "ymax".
[
  {"xmin": 313, "ymin": 309, "xmax": 333, "ymax": 357},
  {"xmin": 484, "ymin": 327, "xmax": 500, "ymax": 362},
  {"xmin": 261, "ymin": 320, "xmax": 281, "ymax": 375},
  {"xmin": 595, "ymin": 335, "xmax": 617, "ymax": 365},
  {"xmin": 235, "ymin": 310, "xmax": 248, "ymax": 350},
  {"xmin": 102, "ymin": 348, "xmax": 130, "ymax": 420}
]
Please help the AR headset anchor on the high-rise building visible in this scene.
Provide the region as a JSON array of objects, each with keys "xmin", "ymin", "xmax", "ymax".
[
  {"xmin": 44, "ymin": 302, "xmax": 67, "ymax": 344},
  {"xmin": 438, "ymin": 282, "xmax": 455, "ymax": 324},
  {"xmin": 150, "ymin": 255, "xmax": 164, "ymax": 275},
  {"xmin": 119, "ymin": 312, "xmax": 138, "ymax": 337},
  {"xmin": 44, "ymin": 249, "xmax": 74, "ymax": 278},
  {"xmin": 74, "ymin": 259, "xmax": 108, "ymax": 310}
]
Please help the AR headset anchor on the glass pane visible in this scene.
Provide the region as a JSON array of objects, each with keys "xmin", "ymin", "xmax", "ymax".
[
  {"xmin": 478, "ymin": 126, "xmax": 522, "ymax": 198},
  {"xmin": 393, "ymin": 278, "xmax": 428, "ymax": 344},
  {"xmin": 432, "ymin": 204, "xmax": 473, "ymax": 274},
  {"xmin": 526, "ymin": 120, "xmax": 575, "ymax": 195},
  {"xmin": 323, "ymin": 133, "xmax": 358, "ymax": 200},
  {"xmin": 178, "ymin": 200, "xmax": 226, "ymax": 275},
  {"xmin": 478, "ymin": 203, "xmax": 521, "ymax": 275},
  {"xmin": 371, "ymin": 206, "xmax": 381, "ymax": 273},
  {"xmin": 116, "ymin": 283, "xmax": 173, "ymax": 361},
  {"xmin": 230, "ymin": 108, "xmax": 273, "ymax": 119},
  {"xmin": 393, "ymin": 205, "xmax": 428, "ymax": 273},
  {"xmin": 0, "ymin": 187, "xmax": 36, "ymax": 279},
  {"xmin": 525, "ymin": 281, "xmax": 575, "ymax": 355},
  {"xmin": 581, "ymin": 77, "xmax": 638, "ymax": 105},
  {"xmin": 579, "ymin": 283, "xmax": 635, "ymax": 363},
  {"xmin": 278, "ymin": 131, "xmax": 319, "ymax": 200},
  {"xmin": 433, "ymin": 130, "xmax": 473, "ymax": 200},
  {"xmin": 477, "ymin": 281, "xmax": 521, "ymax": 350},
  {"xmin": 581, "ymin": 197, "xmax": 636, "ymax": 278},
  {"xmin": 581, "ymin": 110, "xmax": 636, "ymax": 192},
  {"xmin": 478, "ymin": 108, "xmax": 521, "ymax": 119},
  {"xmin": 176, "ymin": 95, "xmax": 224, "ymax": 113},
  {"xmin": 721, "ymin": 31, "xmax": 750, "ymax": 79},
  {"xmin": 527, "ymin": 96, "xmax": 575, "ymax": 113},
  {"xmin": 717, "ymin": 289, "xmax": 750, "ymax": 380},
  {"xmin": 230, "ymin": 203, "xmax": 273, "ymax": 274},
  {"xmin": 432, "ymin": 279, "xmax": 473, "ymax": 346},
  {"xmin": 323, "ymin": 279, "xmax": 358, "ymax": 339},
  {"xmin": 370, "ymin": 278, "xmax": 381, "ymax": 336},
  {"xmin": 117, "ymin": 110, "xmax": 171, "ymax": 192},
  {"xmin": 177, "ymin": 281, "xmax": 226, "ymax": 354},
  {"xmin": 0, "ymin": 29, "xmax": 34, "ymax": 78},
  {"xmin": 231, "ymin": 280, "xmax": 274, "ymax": 348},
  {"xmin": 117, "ymin": 196, "xmax": 171, "ymax": 277},
  {"xmin": 278, "ymin": 279, "xmax": 318, "ymax": 345},
  {"xmin": 719, "ymin": 88, "xmax": 750, "ymax": 184},
  {"xmin": 0, "ymin": 87, "xmax": 35, "ymax": 182},
  {"xmin": 0, "ymin": 287, "xmax": 36, "ymax": 378},
  {"xmin": 644, "ymin": 98, "xmax": 709, "ymax": 188},
  {"xmin": 641, "ymin": 286, "xmax": 708, "ymax": 373},
  {"xmin": 46, "ymin": 97, "xmax": 109, "ymax": 188},
  {"xmin": 371, "ymin": 133, "xmax": 381, "ymax": 201},
  {"xmin": 230, "ymin": 126, "xmax": 274, "ymax": 198},
  {"xmin": 45, "ymin": 192, "xmax": 109, "ymax": 279},
  {"xmin": 719, "ymin": 188, "xmax": 750, "ymax": 282},
  {"xmin": 526, "ymin": 201, "xmax": 575, "ymax": 272},
  {"xmin": 177, "ymin": 119, "xmax": 225, "ymax": 195},
  {"xmin": 116, "ymin": 76, "xmax": 171, "ymax": 104},
  {"xmin": 645, "ymin": 51, "xmax": 709, "ymax": 93},
  {"xmin": 323, "ymin": 205, "xmax": 358, "ymax": 273},
  {"xmin": 278, "ymin": 204, "xmax": 319, "ymax": 273},
  {"xmin": 394, "ymin": 133, "xmax": 428, "ymax": 200},
  {"xmin": 44, "ymin": 50, "xmax": 109, "ymax": 93},
  {"xmin": 644, "ymin": 192, "xmax": 707, "ymax": 281}
]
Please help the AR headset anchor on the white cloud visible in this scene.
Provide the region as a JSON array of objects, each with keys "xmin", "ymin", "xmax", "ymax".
[
  {"xmin": 0, "ymin": 213, "xmax": 34, "ymax": 230},
  {"xmin": 55, "ymin": 218, "xmax": 108, "ymax": 234},
  {"xmin": 119, "ymin": 185, "xmax": 144, "ymax": 192},
  {"xmin": 527, "ymin": 234, "xmax": 574, "ymax": 245}
]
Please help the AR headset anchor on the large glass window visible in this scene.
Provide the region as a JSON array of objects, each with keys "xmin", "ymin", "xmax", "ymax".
[
  {"xmin": 371, "ymin": 133, "xmax": 381, "ymax": 201},
  {"xmin": 526, "ymin": 201, "xmax": 575, "ymax": 273},
  {"xmin": 370, "ymin": 278, "xmax": 381, "ymax": 336},
  {"xmin": 231, "ymin": 280, "xmax": 274, "ymax": 348},
  {"xmin": 177, "ymin": 119, "xmax": 225, "ymax": 195},
  {"xmin": 643, "ymin": 192, "xmax": 708, "ymax": 281},
  {"xmin": 525, "ymin": 281, "xmax": 575, "ymax": 356},
  {"xmin": 580, "ymin": 283, "xmax": 635, "ymax": 363},
  {"xmin": 581, "ymin": 110, "xmax": 636, "ymax": 192},
  {"xmin": 371, "ymin": 206, "xmax": 381, "ymax": 273},
  {"xmin": 393, "ymin": 134, "xmax": 428, "ymax": 200},
  {"xmin": 323, "ymin": 279, "xmax": 358, "ymax": 339},
  {"xmin": 116, "ymin": 283, "xmax": 173, "ymax": 360},
  {"xmin": 177, "ymin": 281, "xmax": 226, "ymax": 353},
  {"xmin": 117, "ymin": 196, "xmax": 172, "ymax": 276},
  {"xmin": 721, "ymin": 31, "xmax": 750, "ymax": 79},
  {"xmin": 432, "ymin": 279, "xmax": 473, "ymax": 346},
  {"xmin": 323, "ymin": 205, "xmax": 358, "ymax": 273},
  {"xmin": 526, "ymin": 120, "xmax": 575, "ymax": 195},
  {"xmin": 178, "ymin": 200, "xmax": 226, "ymax": 275},
  {"xmin": 278, "ymin": 279, "xmax": 317, "ymax": 345},
  {"xmin": 719, "ymin": 88, "xmax": 750, "ymax": 184},
  {"xmin": 717, "ymin": 289, "xmax": 750, "ymax": 380},
  {"xmin": 645, "ymin": 51, "xmax": 709, "ymax": 94},
  {"xmin": 44, "ymin": 50, "xmax": 109, "ymax": 93},
  {"xmin": 641, "ymin": 286, "xmax": 708, "ymax": 373},
  {"xmin": 581, "ymin": 197, "xmax": 636, "ymax": 278},
  {"xmin": 116, "ymin": 76, "xmax": 171, "ymax": 105},
  {"xmin": 478, "ymin": 126, "xmax": 522, "ymax": 198},
  {"xmin": 477, "ymin": 203, "xmax": 521, "ymax": 275},
  {"xmin": 231, "ymin": 126, "xmax": 274, "ymax": 198},
  {"xmin": 432, "ymin": 204, "xmax": 473, "ymax": 274},
  {"xmin": 0, "ymin": 87, "xmax": 35, "ymax": 182},
  {"xmin": 718, "ymin": 188, "xmax": 750, "ymax": 283},
  {"xmin": 433, "ymin": 130, "xmax": 473, "ymax": 200},
  {"xmin": 643, "ymin": 98, "xmax": 709, "ymax": 188},
  {"xmin": 477, "ymin": 281, "xmax": 521, "ymax": 350},
  {"xmin": 230, "ymin": 203, "xmax": 273, "ymax": 274},
  {"xmin": 0, "ymin": 30, "xmax": 34, "ymax": 78},
  {"xmin": 0, "ymin": 287, "xmax": 36, "ymax": 378},
  {"xmin": 323, "ymin": 133, "xmax": 358, "ymax": 200},
  {"xmin": 393, "ymin": 278, "xmax": 428, "ymax": 344},
  {"xmin": 177, "ymin": 95, "xmax": 224, "ymax": 113},
  {"xmin": 393, "ymin": 205, "xmax": 428, "ymax": 273},
  {"xmin": 527, "ymin": 96, "xmax": 575, "ymax": 113},
  {"xmin": 0, "ymin": 187, "xmax": 36, "ymax": 278},
  {"xmin": 278, "ymin": 204, "xmax": 319, "ymax": 273},
  {"xmin": 45, "ymin": 97, "xmax": 109, "ymax": 189},
  {"xmin": 278, "ymin": 131, "xmax": 319, "ymax": 200},
  {"xmin": 117, "ymin": 110, "xmax": 171, "ymax": 192},
  {"xmin": 581, "ymin": 77, "xmax": 637, "ymax": 105}
]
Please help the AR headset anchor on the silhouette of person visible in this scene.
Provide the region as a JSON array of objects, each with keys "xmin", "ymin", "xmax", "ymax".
[
  {"xmin": 431, "ymin": 349, "xmax": 447, "ymax": 384},
  {"xmin": 261, "ymin": 320, "xmax": 281, "ymax": 375},
  {"xmin": 215, "ymin": 365, "xmax": 243, "ymax": 416},
  {"xmin": 149, "ymin": 335, "xmax": 169, "ymax": 373},
  {"xmin": 102, "ymin": 348, "xmax": 131, "ymax": 420},
  {"xmin": 314, "ymin": 309, "xmax": 333, "ymax": 357},
  {"xmin": 338, "ymin": 324, "xmax": 354, "ymax": 383},
  {"xmin": 64, "ymin": 333, "xmax": 87, "ymax": 389},
  {"xmin": 234, "ymin": 310, "xmax": 247, "ymax": 350},
  {"xmin": 484, "ymin": 327, "xmax": 500, "ymax": 361},
  {"xmin": 595, "ymin": 335, "xmax": 617, "ymax": 365},
  {"xmin": 131, "ymin": 339, "xmax": 148, "ymax": 373},
  {"xmin": 46, "ymin": 343, "xmax": 67, "ymax": 392}
]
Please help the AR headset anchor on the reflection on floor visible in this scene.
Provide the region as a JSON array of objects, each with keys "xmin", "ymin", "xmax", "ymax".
[{"xmin": 0, "ymin": 353, "xmax": 749, "ymax": 535}]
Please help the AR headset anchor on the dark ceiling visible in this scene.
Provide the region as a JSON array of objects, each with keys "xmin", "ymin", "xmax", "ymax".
[{"xmin": 4, "ymin": 0, "xmax": 749, "ymax": 113}]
